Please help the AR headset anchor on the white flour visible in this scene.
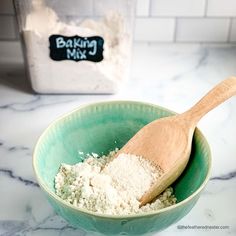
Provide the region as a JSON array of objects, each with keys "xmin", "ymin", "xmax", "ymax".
[
  {"xmin": 55, "ymin": 150, "xmax": 176, "ymax": 215},
  {"xmin": 22, "ymin": 0, "xmax": 131, "ymax": 93},
  {"xmin": 102, "ymin": 153, "xmax": 162, "ymax": 200}
]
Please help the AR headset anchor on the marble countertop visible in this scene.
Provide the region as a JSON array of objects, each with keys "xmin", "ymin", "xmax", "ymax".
[{"xmin": 0, "ymin": 43, "xmax": 236, "ymax": 236}]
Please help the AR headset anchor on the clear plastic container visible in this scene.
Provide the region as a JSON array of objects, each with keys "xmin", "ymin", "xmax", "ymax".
[{"xmin": 14, "ymin": 0, "xmax": 136, "ymax": 94}]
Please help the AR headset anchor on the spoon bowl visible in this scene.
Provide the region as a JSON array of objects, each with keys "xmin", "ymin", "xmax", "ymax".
[{"xmin": 115, "ymin": 115, "xmax": 194, "ymax": 205}]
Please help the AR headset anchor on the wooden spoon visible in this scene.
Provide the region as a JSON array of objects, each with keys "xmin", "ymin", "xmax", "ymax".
[{"xmin": 115, "ymin": 77, "xmax": 236, "ymax": 206}]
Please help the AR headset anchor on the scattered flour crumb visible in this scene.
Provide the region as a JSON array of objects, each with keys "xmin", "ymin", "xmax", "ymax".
[{"xmin": 55, "ymin": 150, "xmax": 176, "ymax": 215}]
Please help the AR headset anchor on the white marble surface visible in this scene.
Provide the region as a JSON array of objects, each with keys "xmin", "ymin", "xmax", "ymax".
[{"xmin": 0, "ymin": 43, "xmax": 236, "ymax": 236}]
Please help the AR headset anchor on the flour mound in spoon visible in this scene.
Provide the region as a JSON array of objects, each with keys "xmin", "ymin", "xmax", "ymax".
[{"xmin": 55, "ymin": 150, "xmax": 176, "ymax": 215}]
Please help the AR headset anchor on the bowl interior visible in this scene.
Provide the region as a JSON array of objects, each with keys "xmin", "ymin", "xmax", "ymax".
[{"xmin": 34, "ymin": 101, "xmax": 211, "ymax": 207}]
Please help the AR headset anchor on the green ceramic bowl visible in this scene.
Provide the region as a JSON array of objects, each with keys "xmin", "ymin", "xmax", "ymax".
[{"xmin": 33, "ymin": 101, "xmax": 211, "ymax": 236}]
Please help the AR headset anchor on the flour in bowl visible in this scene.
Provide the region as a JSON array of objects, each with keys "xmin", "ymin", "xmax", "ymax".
[{"xmin": 55, "ymin": 150, "xmax": 176, "ymax": 215}]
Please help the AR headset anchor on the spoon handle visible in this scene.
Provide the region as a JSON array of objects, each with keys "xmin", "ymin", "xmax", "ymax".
[{"xmin": 183, "ymin": 76, "xmax": 236, "ymax": 124}]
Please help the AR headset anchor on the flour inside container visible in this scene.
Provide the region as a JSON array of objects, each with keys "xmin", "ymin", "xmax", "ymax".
[{"xmin": 18, "ymin": 0, "xmax": 133, "ymax": 93}]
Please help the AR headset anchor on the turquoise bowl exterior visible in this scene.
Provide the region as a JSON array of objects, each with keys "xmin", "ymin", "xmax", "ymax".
[{"xmin": 33, "ymin": 101, "xmax": 211, "ymax": 236}]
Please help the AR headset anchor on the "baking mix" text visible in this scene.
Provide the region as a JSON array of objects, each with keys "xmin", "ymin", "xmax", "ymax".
[{"xmin": 49, "ymin": 35, "xmax": 104, "ymax": 62}]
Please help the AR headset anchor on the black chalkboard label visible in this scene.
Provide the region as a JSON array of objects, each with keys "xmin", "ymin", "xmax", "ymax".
[{"xmin": 49, "ymin": 35, "xmax": 104, "ymax": 62}]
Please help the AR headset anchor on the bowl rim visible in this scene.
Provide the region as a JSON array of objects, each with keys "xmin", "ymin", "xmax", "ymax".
[{"xmin": 33, "ymin": 100, "xmax": 212, "ymax": 219}]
